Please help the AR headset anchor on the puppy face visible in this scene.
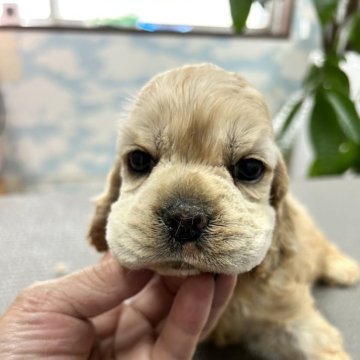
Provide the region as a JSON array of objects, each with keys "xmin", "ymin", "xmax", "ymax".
[{"xmin": 99, "ymin": 64, "xmax": 286, "ymax": 276}]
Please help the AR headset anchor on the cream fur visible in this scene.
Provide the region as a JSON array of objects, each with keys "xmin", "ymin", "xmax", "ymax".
[{"xmin": 88, "ymin": 64, "xmax": 360, "ymax": 359}]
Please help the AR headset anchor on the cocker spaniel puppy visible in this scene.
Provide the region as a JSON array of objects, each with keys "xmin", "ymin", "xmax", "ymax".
[{"xmin": 88, "ymin": 64, "xmax": 359, "ymax": 359}]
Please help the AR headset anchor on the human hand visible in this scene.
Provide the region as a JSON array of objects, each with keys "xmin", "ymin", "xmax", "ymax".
[{"xmin": 0, "ymin": 254, "xmax": 236, "ymax": 359}]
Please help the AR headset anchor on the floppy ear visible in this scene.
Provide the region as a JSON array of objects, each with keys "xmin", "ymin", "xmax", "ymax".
[
  {"xmin": 87, "ymin": 158, "xmax": 122, "ymax": 251},
  {"xmin": 253, "ymin": 152, "xmax": 294, "ymax": 278},
  {"xmin": 270, "ymin": 152, "xmax": 288, "ymax": 208}
]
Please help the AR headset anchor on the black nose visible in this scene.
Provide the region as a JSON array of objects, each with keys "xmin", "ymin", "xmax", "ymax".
[{"xmin": 162, "ymin": 200, "xmax": 208, "ymax": 243}]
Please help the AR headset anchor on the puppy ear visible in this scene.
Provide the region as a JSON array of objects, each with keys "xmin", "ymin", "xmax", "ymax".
[
  {"xmin": 253, "ymin": 154, "xmax": 293, "ymax": 278},
  {"xmin": 270, "ymin": 152, "xmax": 288, "ymax": 207},
  {"xmin": 87, "ymin": 158, "xmax": 122, "ymax": 252}
]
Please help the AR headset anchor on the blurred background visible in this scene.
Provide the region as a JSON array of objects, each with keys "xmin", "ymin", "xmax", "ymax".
[{"xmin": 0, "ymin": 0, "xmax": 359, "ymax": 195}]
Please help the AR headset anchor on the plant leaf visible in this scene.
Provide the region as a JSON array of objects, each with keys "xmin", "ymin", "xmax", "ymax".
[
  {"xmin": 303, "ymin": 64, "xmax": 324, "ymax": 93},
  {"xmin": 304, "ymin": 60, "xmax": 350, "ymax": 96},
  {"xmin": 276, "ymin": 98, "xmax": 304, "ymax": 143},
  {"xmin": 309, "ymin": 89, "xmax": 358, "ymax": 176},
  {"xmin": 229, "ymin": 0, "xmax": 253, "ymax": 33},
  {"xmin": 336, "ymin": 13, "xmax": 360, "ymax": 54},
  {"xmin": 274, "ymin": 92, "xmax": 306, "ymax": 160},
  {"xmin": 312, "ymin": 0, "xmax": 338, "ymax": 27},
  {"xmin": 349, "ymin": 13, "xmax": 360, "ymax": 53},
  {"xmin": 352, "ymin": 152, "xmax": 360, "ymax": 173},
  {"xmin": 325, "ymin": 90, "xmax": 360, "ymax": 144},
  {"xmin": 322, "ymin": 61, "xmax": 350, "ymax": 96},
  {"xmin": 309, "ymin": 154, "xmax": 351, "ymax": 176}
]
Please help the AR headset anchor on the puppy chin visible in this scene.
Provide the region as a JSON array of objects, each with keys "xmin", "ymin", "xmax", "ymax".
[
  {"xmin": 111, "ymin": 256, "xmax": 202, "ymax": 277},
  {"xmin": 151, "ymin": 266, "xmax": 202, "ymax": 277}
]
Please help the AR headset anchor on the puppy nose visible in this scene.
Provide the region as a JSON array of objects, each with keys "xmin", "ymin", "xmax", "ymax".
[{"xmin": 162, "ymin": 200, "xmax": 208, "ymax": 243}]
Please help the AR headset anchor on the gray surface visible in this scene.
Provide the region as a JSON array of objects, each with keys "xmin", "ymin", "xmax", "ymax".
[
  {"xmin": 0, "ymin": 178, "xmax": 359, "ymax": 359},
  {"xmin": 0, "ymin": 192, "xmax": 101, "ymax": 311}
]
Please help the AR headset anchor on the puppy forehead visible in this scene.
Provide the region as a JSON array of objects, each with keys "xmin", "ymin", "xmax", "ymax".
[{"xmin": 121, "ymin": 65, "xmax": 274, "ymax": 162}]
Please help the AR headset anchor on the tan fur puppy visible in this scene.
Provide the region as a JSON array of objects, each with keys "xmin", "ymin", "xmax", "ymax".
[{"xmin": 88, "ymin": 64, "xmax": 359, "ymax": 359}]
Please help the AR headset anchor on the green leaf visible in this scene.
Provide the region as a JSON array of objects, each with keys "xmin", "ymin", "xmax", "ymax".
[
  {"xmin": 308, "ymin": 89, "xmax": 358, "ymax": 176},
  {"xmin": 322, "ymin": 61, "xmax": 350, "ymax": 96},
  {"xmin": 303, "ymin": 60, "xmax": 350, "ymax": 96},
  {"xmin": 229, "ymin": 0, "xmax": 253, "ymax": 33},
  {"xmin": 309, "ymin": 153, "xmax": 352, "ymax": 176},
  {"xmin": 349, "ymin": 13, "xmax": 360, "ymax": 53},
  {"xmin": 353, "ymin": 152, "xmax": 360, "ymax": 173},
  {"xmin": 310, "ymin": 90, "xmax": 340, "ymax": 156},
  {"xmin": 276, "ymin": 98, "xmax": 304, "ymax": 143},
  {"xmin": 303, "ymin": 64, "xmax": 324, "ymax": 92},
  {"xmin": 274, "ymin": 93, "xmax": 306, "ymax": 160},
  {"xmin": 312, "ymin": 0, "xmax": 338, "ymax": 27},
  {"xmin": 325, "ymin": 91, "xmax": 360, "ymax": 144},
  {"xmin": 274, "ymin": 92, "xmax": 306, "ymax": 156},
  {"xmin": 336, "ymin": 13, "xmax": 360, "ymax": 54},
  {"xmin": 324, "ymin": 51, "xmax": 344, "ymax": 66}
]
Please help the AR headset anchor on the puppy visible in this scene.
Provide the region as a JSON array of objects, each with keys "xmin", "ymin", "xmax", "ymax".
[{"xmin": 88, "ymin": 64, "xmax": 359, "ymax": 359}]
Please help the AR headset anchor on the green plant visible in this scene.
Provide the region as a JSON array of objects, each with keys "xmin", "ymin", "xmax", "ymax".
[
  {"xmin": 229, "ymin": 0, "xmax": 253, "ymax": 33},
  {"xmin": 230, "ymin": 0, "xmax": 360, "ymax": 176}
]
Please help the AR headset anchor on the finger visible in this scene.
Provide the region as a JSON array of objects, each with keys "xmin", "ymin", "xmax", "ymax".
[
  {"xmin": 201, "ymin": 274, "xmax": 237, "ymax": 339},
  {"xmin": 92, "ymin": 275, "xmax": 188, "ymax": 339},
  {"xmin": 153, "ymin": 273, "xmax": 215, "ymax": 360},
  {"xmin": 162, "ymin": 275, "xmax": 188, "ymax": 294},
  {"xmin": 127, "ymin": 275, "xmax": 189, "ymax": 327},
  {"xmin": 92, "ymin": 275, "xmax": 172, "ymax": 339},
  {"xmin": 100, "ymin": 251, "xmax": 112, "ymax": 262},
  {"xmin": 91, "ymin": 303, "xmax": 123, "ymax": 340},
  {"xmin": 17, "ymin": 256, "xmax": 153, "ymax": 319}
]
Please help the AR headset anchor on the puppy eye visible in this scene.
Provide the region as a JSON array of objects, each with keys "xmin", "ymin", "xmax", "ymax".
[
  {"xmin": 127, "ymin": 150, "xmax": 155, "ymax": 174},
  {"xmin": 233, "ymin": 158, "xmax": 265, "ymax": 183}
]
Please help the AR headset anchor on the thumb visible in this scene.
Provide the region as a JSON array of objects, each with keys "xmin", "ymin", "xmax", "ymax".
[{"xmin": 14, "ymin": 256, "xmax": 153, "ymax": 319}]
